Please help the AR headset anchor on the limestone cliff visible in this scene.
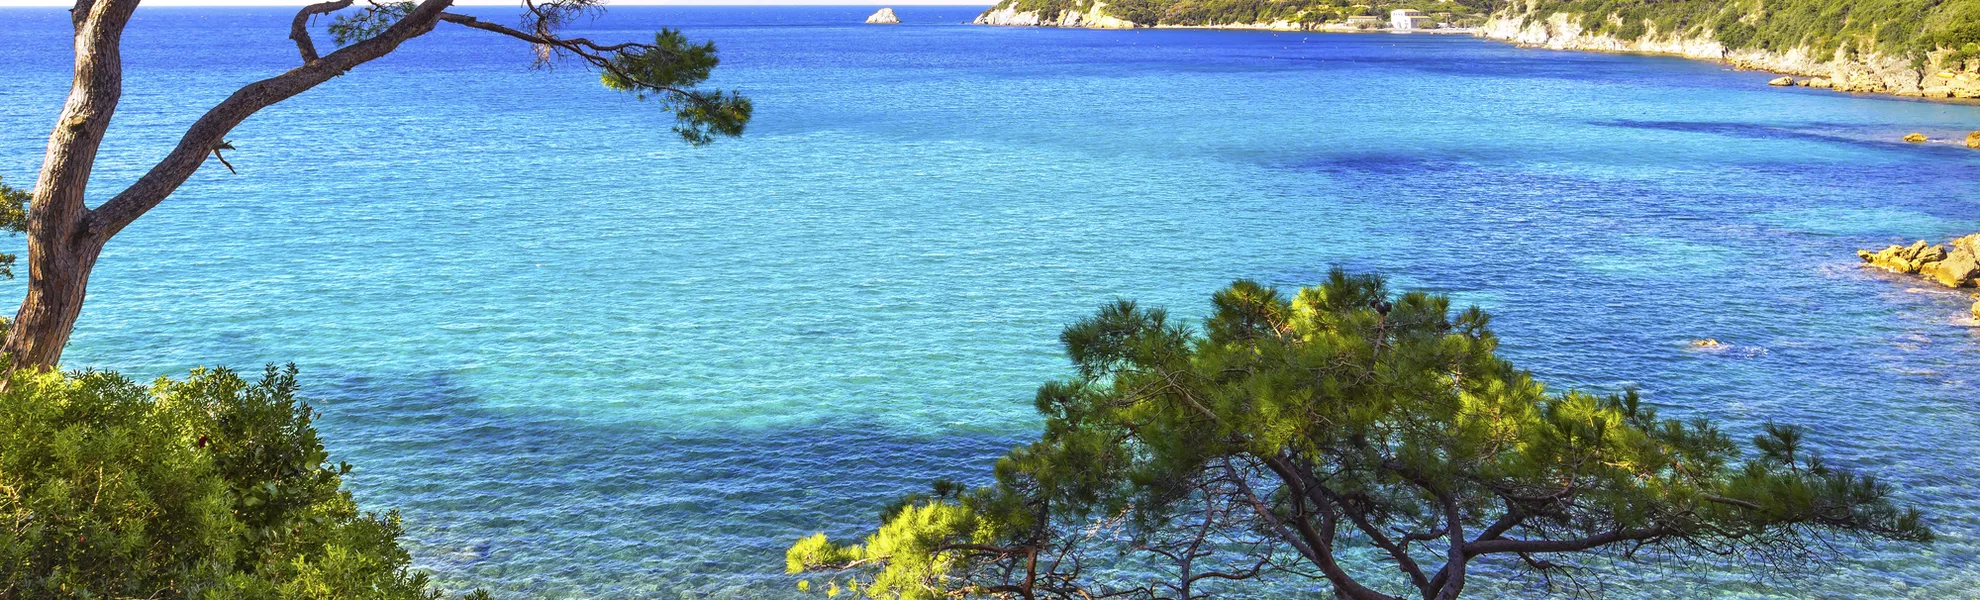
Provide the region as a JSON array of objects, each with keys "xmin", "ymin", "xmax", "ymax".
[
  {"xmin": 1477, "ymin": 12, "xmax": 1980, "ymax": 99},
  {"xmin": 866, "ymin": 7, "xmax": 901, "ymax": 24},
  {"xmin": 973, "ymin": 2, "xmax": 1137, "ymax": 29},
  {"xmin": 970, "ymin": 0, "xmax": 1361, "ymax": 31}
]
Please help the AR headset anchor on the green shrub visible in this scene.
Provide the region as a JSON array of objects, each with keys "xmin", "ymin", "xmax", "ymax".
[{"xmin": 0, "ymin": 364, "xmax": 464, "ymax": 599}]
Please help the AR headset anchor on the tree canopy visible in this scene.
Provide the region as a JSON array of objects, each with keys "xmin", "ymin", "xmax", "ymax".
[
  {"xmin": 788, "ymin": 271, "xmax": 1930, "ymax": 599},
  {"xmin": 0, "ymin": 365, "xmax": 474, "ymax": 599}
]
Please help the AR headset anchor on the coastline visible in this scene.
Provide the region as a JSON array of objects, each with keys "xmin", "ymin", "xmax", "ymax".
[
  {"xmin": 971, "ymin": 5, "xmax": 1980, "ymax": 102},
  {"xmin": 1477, "ymin": 13, "xmax": 1980, "ymax": 101}
]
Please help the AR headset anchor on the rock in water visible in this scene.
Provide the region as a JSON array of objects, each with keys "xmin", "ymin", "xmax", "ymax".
[
  {"xmin": 866, "ymin": 7, "xmax": 900, "ymax": 24},
  {"xmin": 1904, "ymin": 132, "xmax": 1929, "ymax": 143},
  {"xmin": 1967, "ymin": 131, "xmax": 1980, "ymax": 149},
  {"xmin": 1861, "ymin": 234, "xmax": 1980, "ymax": 287},
  {"xmin": 1860, "ymin": 235, "xmax": 1980, "ymax": 321},
  {"xmin": 1767, "ymin": 76, "xmax": 1795, "ymax": 86}
]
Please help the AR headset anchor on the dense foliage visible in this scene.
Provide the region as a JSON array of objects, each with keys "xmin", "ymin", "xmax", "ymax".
[
  {"xmin": 0, "ymin": 365, "xmax": 469, "ymax": 599},
  {"xmin": 989, "ymin": 0, "xmax": 1490, "ymax": 28},
  {"xmin": 1511, "ymin": 0, "xmax": 1980, "ymax": 65},
  {"xmin": 788, "ymin": 271, "xmax": 1930, "ymax": 599},
  {"xmin": 0, "ymin": 178, "xmax": 26, "ymax": 281}
]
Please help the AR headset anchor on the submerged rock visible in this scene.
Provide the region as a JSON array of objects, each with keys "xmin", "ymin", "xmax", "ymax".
[
  {"xmin": 866, "ymin": 7, "xmax": 900, "ymax": 24},
  {"xmin": 1690, "ymin": 338, "xmax": 1724, "ymax": 349},
  {"xmin": 1903, "ymin": 132, "xmax": 1929, "ymax": 143}
]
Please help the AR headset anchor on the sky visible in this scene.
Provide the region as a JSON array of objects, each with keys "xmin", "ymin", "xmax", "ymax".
[{"xmin": 0, "ymin": 0, "xmax": 988, "ymax": 5}]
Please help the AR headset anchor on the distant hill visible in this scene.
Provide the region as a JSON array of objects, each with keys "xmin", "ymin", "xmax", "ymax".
[
  {"xmin": 1501, "ymin": 0, "xmax": 1980, "ymax": 67},
  {"xmin": 1484, "ymin": 0, "xmax": 1980, "ymax": 97},
  {"xmin": 974, "ymin": 0, "xmax": 1980, "ymax": 98},
  {"xmin": 974, "ymin": 0, "xmax": 1493, "ymax": 30}
]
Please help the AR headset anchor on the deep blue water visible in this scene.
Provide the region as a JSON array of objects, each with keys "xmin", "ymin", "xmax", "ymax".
[{"xmin": 4, "ymin": 6, "xmax": 1980, "ymax": 598}]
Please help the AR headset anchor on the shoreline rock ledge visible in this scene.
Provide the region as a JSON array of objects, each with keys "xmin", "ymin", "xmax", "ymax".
[
  {"xmin": 1859, "ymin": 235, "xmax": 1980, "ymax": 318},
  {"xmin": 866, "ymin": 7, "xmax": 900, "ymax": 24}
]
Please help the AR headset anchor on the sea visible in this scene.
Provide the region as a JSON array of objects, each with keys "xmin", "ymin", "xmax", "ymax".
[{"xmin": 2, "ymin": 5, "xmax": 1979, "ymax": 598}]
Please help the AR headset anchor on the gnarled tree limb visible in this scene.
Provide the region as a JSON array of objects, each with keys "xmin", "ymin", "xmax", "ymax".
[
  {"xmin": 87, "ymin": 0, "xmax": 455, "ymax": 239},
  {"xmin": 289, "ymin": 0, "xmax": 357, "ymax": 63}
]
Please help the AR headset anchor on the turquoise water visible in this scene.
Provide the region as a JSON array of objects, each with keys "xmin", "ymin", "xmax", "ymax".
[{"xmin": 4, "ymin": 6, "xmax": 1980, "ymax": 597}]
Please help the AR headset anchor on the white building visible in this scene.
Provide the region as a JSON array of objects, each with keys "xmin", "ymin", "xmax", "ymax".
[{"xmin": 1390, "ymin": 9, "xmax": 1433, "ymax": 29}]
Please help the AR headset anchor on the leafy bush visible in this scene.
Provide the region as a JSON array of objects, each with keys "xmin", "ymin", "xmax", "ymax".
[{"xmin": 0, "ymin": 364, "xmax": 467, "ymax": 599}]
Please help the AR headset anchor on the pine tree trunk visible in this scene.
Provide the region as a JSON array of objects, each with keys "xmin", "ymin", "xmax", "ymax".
[
  {"xmin": 3, "ymin": 1, "xmax": 136, "ymax": 371},
  {"xmin": 4, "ymin": 233, "xmax": 103, "ymax": 370}
]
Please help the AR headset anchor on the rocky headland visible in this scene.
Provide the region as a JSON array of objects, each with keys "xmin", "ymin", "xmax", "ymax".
[
  {"xmin": 1479, "ymin": 12, "xmax": 1980, "ymax": 100},
  {"xmin": 970, "ymin": 0, "xmax": 1480, "ymax": 32},
  {"xmin": 1860, "ymin": 235, "xmax": 1980, "ymax": 319},
  {"xmin": 970, "ymin": 0, "xmax": 1980, "ymax": 103}
]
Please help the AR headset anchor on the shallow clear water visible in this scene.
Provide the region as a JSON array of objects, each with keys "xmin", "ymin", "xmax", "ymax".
[{"xmin": 4, "ymin": 6, "xmax": 1980, "ymax": 598}]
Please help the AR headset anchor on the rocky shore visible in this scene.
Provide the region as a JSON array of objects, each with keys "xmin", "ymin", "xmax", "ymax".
[
  {"xmin": 974, "ymin": 3, "xmax": 1136, "ymax": 29},
  {"xmin": 970, "ymin": 2, "xmax": 1980, "ymax": 102},
  {"xmin": 1477, "ymin": 13, "xmax": 1980, "ymax": 100},
  {"xmin": 970, "ymin": 1, "xmax": 1474, "ymax": 32},
  {"xmin": 1860, "ymin": 235, "xmax": 1980, "ymax": 319}
]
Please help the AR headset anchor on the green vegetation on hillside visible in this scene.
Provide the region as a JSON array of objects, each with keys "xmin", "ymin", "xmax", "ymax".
[
  {"xmin": 788, "ymin": 271, "xmax": 1930, "ymax": 600},
  {"xmin": 984, "ymin": 0, "xmax": 1980, "ymax": 65},
  {"xmin": 991, "ymin": 0, "xmax": 1492, "ymax": 28},
  {"xmin": 1518, "ymin": 0, "xmax": 1980, "ymax": 64},
  {"xmin": 0, "ymin": 365, "xmax": 471, "ymax": 599}
]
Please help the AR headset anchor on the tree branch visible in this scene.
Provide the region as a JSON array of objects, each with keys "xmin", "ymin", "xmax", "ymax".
[
  {"xmin": 289, "ymin": 0, "xmax": 356, "ymax": 63},
  {"xmin": 1462, "ymin": 526, "xmax": 1669, "ymax": 556},
  {"xmin": 436, "ymin": 11, "xmax": 730, "ymax": 116},
  {"xmin": 1271, "ymin": 455, "xmax": 1433, "ymax": 594},
  {"xmin": 86, "ymin": 0, "xmax": 456, "ymax": 239}
]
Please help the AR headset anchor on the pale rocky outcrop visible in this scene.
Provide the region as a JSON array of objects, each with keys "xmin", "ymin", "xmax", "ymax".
[
  {"xmin": 1967, "ymin": 131, "xmax": 1980, "ymax": 149},
  {"xmin": 1475, "ymin": 12, "xmax": 1980, "ymax": 100},
  {"xmin": 1904, "ymin": 132, "xmax": 1929, "ymax": 143},
  {"xmin": 866, "ymin": 7, "xmax": 900, "ymax": 24},
  {"xmin": 1861, "ymin": 235, "xmax": 1980, "ymax": 288},
  {"xmin": 972, "ymin": 0, "xmax": 1402, "ymax": 31},
  {"xmin": 1860, "ymin": 235, "xmax": 1980, "ymax": 320},
  {"xmin": 974, "ymin": 2, "xmax": 1136, "ymax": 28}
]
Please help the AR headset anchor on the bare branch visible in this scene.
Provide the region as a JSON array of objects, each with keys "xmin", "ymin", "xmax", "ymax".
[
  {"xmin": 1463, "ymin": 526, "xmax": 1670, "ymax": 556},
  {"xmin": 290, "ymin": 0, "xmax": 356, "ymax": 63},
  {"xmin": 210, "ymin": 141, "xmax": 236, "ymax": 175}
]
